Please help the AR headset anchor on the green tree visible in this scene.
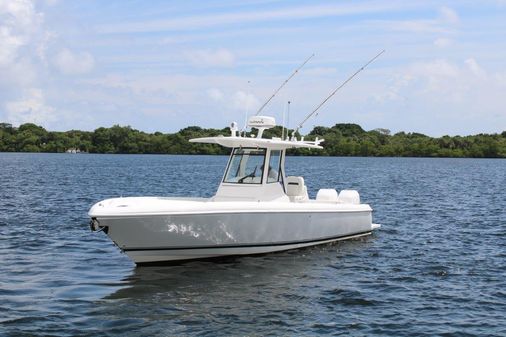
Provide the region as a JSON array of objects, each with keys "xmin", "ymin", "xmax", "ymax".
[{"xmin": 1, "ymin": 121, "xmax": 505, "ymax": 158}]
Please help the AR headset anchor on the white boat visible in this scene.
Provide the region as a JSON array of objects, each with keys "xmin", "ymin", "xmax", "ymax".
[{"xmin": 89, "ymin": 116, "xmax": 380, "ymax": 265}]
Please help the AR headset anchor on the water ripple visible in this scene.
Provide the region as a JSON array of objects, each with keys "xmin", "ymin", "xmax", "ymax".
[{"xmin": 1, "ymin": 154, "xmax": 505, "ymax": 336}]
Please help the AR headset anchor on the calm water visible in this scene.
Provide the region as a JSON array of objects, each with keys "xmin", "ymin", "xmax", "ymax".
[{"xmin": 1, "ymin": 153, "xmax": 505, "ymax": 336}]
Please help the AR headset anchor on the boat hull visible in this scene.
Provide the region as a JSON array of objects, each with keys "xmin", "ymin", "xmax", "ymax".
[
  {"xmin": 93, "ymin": 210, "xmax": 374, "ymax": 264},
  {"xmin": 125, "ymin": 231, "xmax": 372, "ymax": 265}
]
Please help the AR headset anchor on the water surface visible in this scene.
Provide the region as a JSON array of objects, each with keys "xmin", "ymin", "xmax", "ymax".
[{"xmin": 1, "ymin": 153, "xmax": 505, "ymax": 336}]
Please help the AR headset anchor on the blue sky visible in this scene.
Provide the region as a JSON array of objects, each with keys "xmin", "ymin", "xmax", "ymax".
[{"xmin": 1, "ymin": 0, "xmax": 505, "ymax": 136}]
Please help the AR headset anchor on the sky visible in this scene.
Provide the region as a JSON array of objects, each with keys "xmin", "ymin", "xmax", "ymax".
[{"xmin": 1, "ymin": 0, "xmax": 505, "ymax": 136}]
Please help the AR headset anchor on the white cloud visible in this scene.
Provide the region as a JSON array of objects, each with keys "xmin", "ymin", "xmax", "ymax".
[
  {"xmin": 415, "ymin": 59, "xmax": 459, "ymax": 78},
  {"xmin": 439, "ymin": 6, "xmax": 459, "ymax": 24},
  {"xmin": 367, "ymin": 18, "xmax": 454, "ymax": 35},
  {"xmin": 304, "ymin": 67, "xmax": 338, "ymax": 77},
  {"xmin": 377, "ymin": 58, "xmax": 504, "ymax": 112},
  {"xmin": 5, "ymin": 88, "xmax": 56, "ymax": 126},
  {"xmin": 97, "ymin": 2, "xmax": 418, "ymax": 34},
  {"xmin": 375, "ymin": 59, "xmax": 461, "ymax": 100},
  {"xmin": 36, "ymin": 30, "xmax": 56, "ymax": 64},
  {"xmin": 0, "ymin": 0, "xmax": 58, "ymax": 128},
  {"xmin": 207, "ymin": 87, "xmax": 260, "ymax": 113},
  {"xmin": 434, "ymin": 37, "xmax": 452, "ymax": 48},
  {"xmin": 0, "ymin": 0, "xmax": 43, "ymax": 66},
  {"xmin": 465, "ymin": 58, "xmax": 486, "ymax": 78},
  {"xmin": 207, "ymin": 88, "xmax": 225, "ymax": 102},
  {"xmin": 53, "ymin": 48, "xmax": 95, "ymax": 74},
  {"xmin": 0, "ymin": 0, "xmax": 40, "ymax": 29},
  {"xmin": 0, "ymin": 26, "xmax": 24, "ymax": 65},
  {"xmin": 366, "ymin": 5, "xmax": 460, "ymax": 36},
  {"xmin": 44, "ymin": 0, "xmax": 59, "ymax": 6},
  {"xmin": 367, "ymin": 57, "xmax": 506, "ymax": 135},
  {"xmin": 185, "ymin": 48, "xmax": 235, "ymax": 67},
  {"xmin": 232, "ymin": 90, "xmax": 259, "ymax": 112},
  {"xmin": 1, "ymin": 1, "xmax": 503, "ymax": 136},
  {"xmin": 377, "ymin": 59, "xmax": 471, "ymax": 103},
  {"xmin": 373, "ymin": 74, "xmax": 412, "ymax": 103}
]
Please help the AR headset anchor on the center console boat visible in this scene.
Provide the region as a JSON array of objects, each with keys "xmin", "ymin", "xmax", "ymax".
[{"xmin": 89, "ymin": 116, "xmax": 380, "ymax": 265}]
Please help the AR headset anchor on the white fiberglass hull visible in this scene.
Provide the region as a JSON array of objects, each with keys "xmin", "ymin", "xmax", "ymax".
[{"xmin": 89, "ymin": 197, "xmax": 377, "ymax": 264}]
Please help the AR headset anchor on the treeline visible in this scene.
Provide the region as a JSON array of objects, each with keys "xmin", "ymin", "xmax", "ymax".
[{"xmin": 1, "ymin": 122, "xmax": 506, "ymax": 158}]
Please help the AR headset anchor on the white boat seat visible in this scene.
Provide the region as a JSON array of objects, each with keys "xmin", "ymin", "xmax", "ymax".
[
  {"xmin": 316, "ymin": 189, "xmax": 338, "ymax": 202},
  {"xmin": 286, "ymin": 176, "xmax": 309, "ymax": 201}
]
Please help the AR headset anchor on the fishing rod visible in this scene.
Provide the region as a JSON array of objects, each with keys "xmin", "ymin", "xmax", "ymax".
[
  {"xmin": 255, "ymin": 53, "xmax": 314, "ymax": 116},
  {"xmin": 293, "ymin": 50, "xmax": 385, "ymax": 135}
]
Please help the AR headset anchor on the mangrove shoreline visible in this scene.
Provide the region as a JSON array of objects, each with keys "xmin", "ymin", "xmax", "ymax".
[{"xmin": 1, "ymin": 122, "xmax": 505, "ymax": 158}]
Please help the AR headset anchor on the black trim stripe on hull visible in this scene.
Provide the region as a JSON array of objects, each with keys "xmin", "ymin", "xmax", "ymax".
[
  {"xmin": 123, "ymin": 230, "xmax": 372, "ymax": 252},
  {"xmin": 97, "ymin": 209, "xmax": 371, "ymax": 220}
]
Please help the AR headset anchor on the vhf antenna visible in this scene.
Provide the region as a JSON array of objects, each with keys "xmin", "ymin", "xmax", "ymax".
[
  {"xmin": 294, "ymin": 50, "xmax": 385, "ymax": 135},
  {"xmin": 255, "ymin": 53, "xmax": 314, "ymax": 116},
  {"xmin": 281, "ymin": 100, "xmax": 291, "ymax": 140}
]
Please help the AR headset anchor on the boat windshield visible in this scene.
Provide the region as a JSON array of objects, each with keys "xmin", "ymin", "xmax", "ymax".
[
  {"xmin": 224, "ymin": 148, "xmax": 266, "ymax": 184},
  {"xmin": 267, "ymin": 150, "xmax": 282, "ymax": 183}
]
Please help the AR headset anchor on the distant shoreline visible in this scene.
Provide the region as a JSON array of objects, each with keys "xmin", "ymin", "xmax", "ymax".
[
  {"xmin": 2, "ymin": 152, "xmax": 506, "ymax": 159},
  {"xmin": 1, "ymin": 122, "xmax": 505, "ymax": 158}
]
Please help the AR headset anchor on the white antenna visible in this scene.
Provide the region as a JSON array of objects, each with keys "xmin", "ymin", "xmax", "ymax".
[
  {"xmin": 294, "ymin": 50, "xmax": 385, "ymax": 135},
  {"xmin": 241, "ymin": 80, "xmax": 252, "ymax": 135},
  {"xmin": 255, "ymin": 53, "xmax": 314, "ymax": 116},
  {"xmin": 281, "ymin": 100, "xmax": 290, "ymax": 139},
  {"xmin": 286, "ymin": 101, "xmax": 290, "ymax": 140}
]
